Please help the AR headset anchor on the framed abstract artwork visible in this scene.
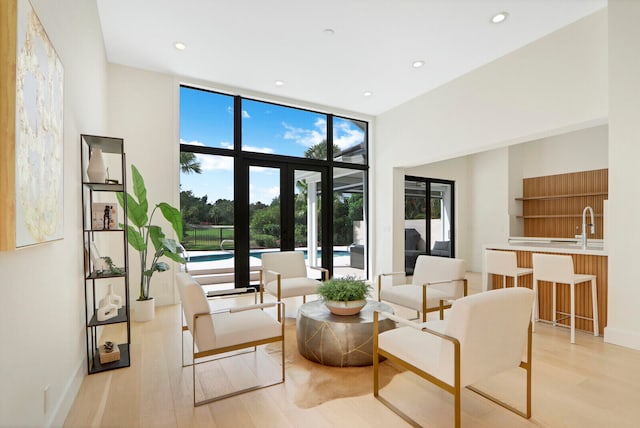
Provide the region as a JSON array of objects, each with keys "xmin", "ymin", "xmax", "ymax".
[{"xmin": 0, "ymin": 0, "xmax": 64, "ymax": 250}]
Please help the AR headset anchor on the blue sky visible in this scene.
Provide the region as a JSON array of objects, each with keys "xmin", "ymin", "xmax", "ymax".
[{"xmin": 179, "ymin": 86, "xmax": 364, "ymax": 204}]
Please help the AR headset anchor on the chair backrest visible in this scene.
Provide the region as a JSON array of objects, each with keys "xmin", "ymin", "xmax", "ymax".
[
  {"xmin": 261, "ymin": 251, "xmax": 307, "ymax": 279},
  {"xmin": 443, "ymin": 287, "xmax": 534, "ymax": 386},
  {"xmin": 405, "ymin": 228, "xmax": 421, "ymax": 250},
  {"xmin": 412, "ymin": 255, "xmax": 466, "ymax": 295},
  {"xmin": 486, "ymin": 250, "xmax": 518, "ymax": 277},
  {"xmin": 532, "ymin": 253, "xmax": 575, "ymax": 284},
  {"xmin": 176, "ymin": 272, "xmax": 216, "ymax": 352}
]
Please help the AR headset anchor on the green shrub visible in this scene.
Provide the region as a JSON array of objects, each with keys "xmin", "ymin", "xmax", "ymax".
[
  {"xmin": 252, "ymin": 234, "xmax": 277, "ymax": 248},
  {"xmin": 317, "ymin": 276, "xmax": 371, "ymax": 302}
]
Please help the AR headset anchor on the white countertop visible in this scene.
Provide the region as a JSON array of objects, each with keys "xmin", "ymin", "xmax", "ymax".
[{"xmin": 484, "ymin": 237, "xmax": 607, "ymax": 256}]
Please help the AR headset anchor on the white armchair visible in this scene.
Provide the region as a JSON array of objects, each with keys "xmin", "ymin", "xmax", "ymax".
[
  {"xmin": 378, "ymin": 255, "xmax": 467, "ymax": 322},
  {"xmin": 374, "ymin": 287, "xmax": 535, "ymax": 427},
  {"xmin": 176, "ymin": 272, "xmax": 285, "ymax": 406},
  {"xmin": 260, "ymin": 251, "xmax": 327, "ymax": 319}
]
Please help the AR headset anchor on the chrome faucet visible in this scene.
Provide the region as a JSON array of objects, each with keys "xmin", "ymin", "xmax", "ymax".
[{"xmin": 581, "ymin": 206, "xmax": 595, "ymax": 249}]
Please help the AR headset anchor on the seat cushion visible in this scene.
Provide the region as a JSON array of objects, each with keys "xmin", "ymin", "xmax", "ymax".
[
  {"xmin": 265, "ymin": 277, "xmax": 321, "ymax": 298},
  {"xmin": 380, "ymin": 284, "xmax": 454, "ymax": 312},
  {"xmin": 378, "ymin": 326, "xmax": 454, "ymax": 386},
  {"xmin": 197, "ymin": 309, "xmax": 282, "ymax": 352}
]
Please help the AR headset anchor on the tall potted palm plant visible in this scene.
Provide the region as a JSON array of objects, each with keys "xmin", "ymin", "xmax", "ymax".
[{"xmin": 117, "ymin": 165, "xmax": 184, "ymax": 321}]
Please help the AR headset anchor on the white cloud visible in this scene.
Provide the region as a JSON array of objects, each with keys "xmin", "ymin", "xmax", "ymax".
[
  {"xmin": 196, "ymin": 154, "xmax": 233, "ymax": 171},
  {"xmin": 282, "ymin": 120, "xmax": 326, "ymax": 148},
  {"xmin": 225, "ymin": 106, "xmax": 250, "ymax": 118},
  {"xmin": 249, "ymin": 184, "xmax": 280, "ymax": 204},
  {"xmin": 244, "ymin": 145, "xmax": 274, "ymax": 154},
  {"xmin": 333, "ymin": 121, "xmax": 364, "ymax": 150}
]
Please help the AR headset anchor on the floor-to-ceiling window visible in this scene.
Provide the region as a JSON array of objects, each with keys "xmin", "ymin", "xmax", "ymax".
[{"xmin": 179, "ymin": 85, "xmax": 368, "ymax": 289}]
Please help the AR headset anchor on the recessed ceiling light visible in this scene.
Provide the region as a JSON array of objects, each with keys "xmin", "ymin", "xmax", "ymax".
[
  {"xmin": 363, "ymin": 91, "xmax": 372, "ymax": 97},
  {"xmin": 323, "ymin": 28, "xmax": 335, "ymax": 36},
  {"xmin": 174, "ymin": 41, "xmax": 186, "ymax": 50},
  {"xmin": 274, "ymin": 80, "xmax": 285, "ymax": 87},
  {"xmin": 412, "ymin": 60, "xmax": 425, "ymax": 68},
  {"xmin": 490, "ymin": 12, "xmax": 508, "ymax": 24}
]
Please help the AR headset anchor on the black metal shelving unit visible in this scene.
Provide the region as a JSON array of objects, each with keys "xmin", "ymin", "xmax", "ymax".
[{"xmin": 80, "ymin": 134, "xmax": 131, "ymax": 374}]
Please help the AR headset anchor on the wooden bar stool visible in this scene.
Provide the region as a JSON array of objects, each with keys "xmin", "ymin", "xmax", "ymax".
[
  {"xmin": 486, "ymin": 250, "xmax": 533, "ymax": 289},
  {"xmin": 532, "ymin": 253, "xmax": 599, "ymax": 343}
]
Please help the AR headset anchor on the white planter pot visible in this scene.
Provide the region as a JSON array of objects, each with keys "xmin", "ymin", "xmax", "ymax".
[
  {"xmin": 324, "ymin": 299, "xmax": 367, "ymax": 316},
  {"xmin": 133, "ymin": 298, "xmax": 155, "ymax": 322}
]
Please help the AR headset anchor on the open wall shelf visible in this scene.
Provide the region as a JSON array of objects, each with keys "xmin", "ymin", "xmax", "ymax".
[{"xmin": 80, "ymin": 134, "xmax": 131, "ymax": 374}]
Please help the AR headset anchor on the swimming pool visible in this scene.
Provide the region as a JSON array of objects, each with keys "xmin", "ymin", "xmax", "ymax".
[{"xmin": 188, "ymin": 249, "xmax": 351, "ymax": 263}]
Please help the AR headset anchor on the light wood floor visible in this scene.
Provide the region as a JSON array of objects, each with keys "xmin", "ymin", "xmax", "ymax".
[{"xmin": 64, "ymin": 273, "xmax": 640, "ymax": 427}]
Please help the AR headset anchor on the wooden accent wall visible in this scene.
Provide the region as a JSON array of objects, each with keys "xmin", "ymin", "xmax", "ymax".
[
  {"xmin": 0, "ymin": 0, "xmax": 17, "ymax": 251},
  {"xmin": 518, "ymin": 169, "xmax": 608, "ymax": 238},
  {"xmin": 490, "ymin": 250, "xmax": 607, "ymax": 334}
]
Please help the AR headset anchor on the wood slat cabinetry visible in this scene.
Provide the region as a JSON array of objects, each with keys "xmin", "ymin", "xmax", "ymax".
[{"xmin": 516, "ymin": 169, "xmax": 608, "ymax": 238}]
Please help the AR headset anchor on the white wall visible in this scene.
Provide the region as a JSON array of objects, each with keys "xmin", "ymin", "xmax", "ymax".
[
  {"xmin": 375, "ymin": 10, "xmax": 607, "ymax": 277},
  {"xmin": 107, "ymin": 65, "xmax": 181, "ymax": 306},
  {"xmin": 510, "ymin": 125, "xmax": 609, "ymax": 179},
  {"xmin": 469, "ymin": 149, "xmax": 509, "ymax": 271},
  {"xmin": 606, "ymin": 0, "xmax": 640, "ymax": 350},
  {"xmin": 0, "ymin": 0, "xmax": 108, "ymax": 426}
]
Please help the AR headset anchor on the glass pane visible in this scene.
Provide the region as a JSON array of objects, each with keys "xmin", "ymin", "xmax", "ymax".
[
  {"xmin": 430, "ymin": 182, "xmax": 452, "ymax": 257},
  {"xmin": 242, "ymin": 99, "xmax": 328, "ymax": 159},
  {"xmin": 333, "ymin": 117, "xmax": 367, "ymax": 165},
  {"xmin": 294, "ymin": 169, "xmax": 322, "ymax": 269},
  {"xmin": 180, "ymin": 152, "xmax": 235, "ymax": 291},
  {"xmin": 179, "ymin": 86, "xmax": 234, "ymax": 149},
  {"xmin": 333, "ymin": 168, "xmax": 366, "ymax": 278},
  {"xmin": 249, "ymin": 166, "xmax": 281, "ymax": 253},
  {"xmin": 404, "ymin": 179, "xmax": 427, "ymax": 274}
]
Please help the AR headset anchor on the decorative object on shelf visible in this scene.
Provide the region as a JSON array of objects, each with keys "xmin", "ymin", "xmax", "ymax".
[
  {"xmin": 117, "ymin": 164, "xmax": 185, "ymax": 321},
  {"xmin": 1, "ymin": 0, "xmax": 64, "ymax": 250},
  {"xmin": 317, "ymin": 276, "xmax": 371, "ymax": 316},
  {"xmin": 87, "ymin": 148, "xmax": 107, "ymax": 183},
  {"xmin": 98, "ymin": 341, "xmax": 120, "ymax": 364},
  {"xmin": 96, "ymin": 300, "xmax": 118, "ymax": 321},
  {"xmin": 97, "ymin": 256, "xmax": 125, "ymax": 276},
  {"xmin": 99, "ymin": 283, "xmax": 123, "ymax": 309},
  {"xmin": 91, "ymin": 203, "xmax": 117, "ymax": 230}
]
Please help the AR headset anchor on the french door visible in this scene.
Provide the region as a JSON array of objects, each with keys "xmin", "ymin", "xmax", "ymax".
[
  {"xmin": 404, "ymin": 176, "xmax": 455, "ymax": 272},
  {"xmin": 234, "ymin": 160, "xmax": 328, "ymax": 286}
]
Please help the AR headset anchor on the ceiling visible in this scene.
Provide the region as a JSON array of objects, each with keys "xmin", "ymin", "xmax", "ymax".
[{"xmin": 97, "ymin": 0, "xmax": 606, "ymax": 116}]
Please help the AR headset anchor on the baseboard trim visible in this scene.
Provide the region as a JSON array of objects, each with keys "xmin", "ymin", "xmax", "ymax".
[
  {"xmin": 604, "ymin": 326, "xmax": 640, "ymax": 351},
  {"xmin": 47, "ymin": 359, "xmax": 85, "ymax": 428}
]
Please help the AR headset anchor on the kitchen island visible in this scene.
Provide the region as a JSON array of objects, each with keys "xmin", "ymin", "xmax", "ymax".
[{"xmin": 483, "ymin": 238, "xmax": 607, "ymax": 335}]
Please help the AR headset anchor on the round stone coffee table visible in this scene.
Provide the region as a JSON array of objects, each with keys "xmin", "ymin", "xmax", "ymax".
[{"xmin": 296, "ymin": 300, "xmax": 395, "ymax": 367}]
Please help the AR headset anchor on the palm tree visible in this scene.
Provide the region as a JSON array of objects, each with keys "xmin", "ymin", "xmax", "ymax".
[{"xmin": 180, "ymin": 151, "xmax": 202, "ymax": 174}]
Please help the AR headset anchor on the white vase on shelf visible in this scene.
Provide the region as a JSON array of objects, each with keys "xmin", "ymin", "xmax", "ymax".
[
  {"xmin": 87, "ymin": 148, "xmax": 106, "ymax": 183},
  {"xmin": 99, "ymin": 283, "xmax": 123, "ymax": 309}
]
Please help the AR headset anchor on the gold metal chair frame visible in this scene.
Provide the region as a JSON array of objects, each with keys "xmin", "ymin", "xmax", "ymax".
[
  {"xmin": 373, "ymin": 311, "xmax": 532, "ymax": 428},
  {"xmin": 378, "ymin": 272, "xmax": 468, "ymax": 321},
  {"xmin": 180, "ymin": 287, "xmax": 285, "ymax": 406}
]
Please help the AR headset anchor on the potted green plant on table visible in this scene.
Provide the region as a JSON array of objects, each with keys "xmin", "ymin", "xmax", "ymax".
[
  {"xmin": 117, "ymin": 165, "xmax": 184, "ymax": 322},
  {"xmin": 317, "ymin": 276, "xmax": 372, "ymax": 316}
]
